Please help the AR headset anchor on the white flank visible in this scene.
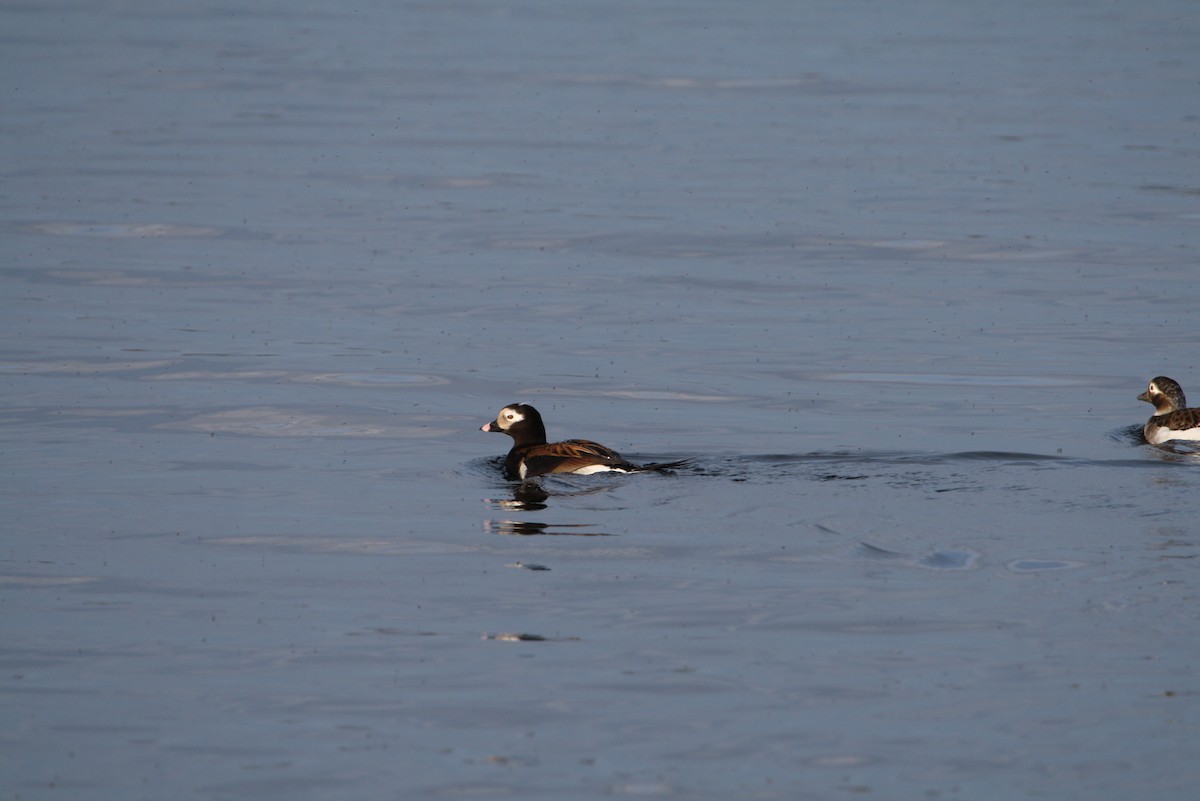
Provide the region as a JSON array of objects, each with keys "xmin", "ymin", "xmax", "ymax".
[
  {"xmin": 571, "ymin": 464, "xmax": 630, "ymax": 475},
  {"xmin": 1146, "ymin": 424, "xmax": 1200, "ymax": 444}
]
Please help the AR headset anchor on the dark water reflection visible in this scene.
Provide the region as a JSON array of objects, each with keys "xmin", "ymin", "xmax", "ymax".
[{"xmin": 485, "ymin": 519, "xmax": 610, "ymax": 537}]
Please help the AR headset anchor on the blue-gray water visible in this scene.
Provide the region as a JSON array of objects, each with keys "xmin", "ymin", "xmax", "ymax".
[{"xmin": 3, "ymin": 1, "xmax": 1198, "ymax": 799}]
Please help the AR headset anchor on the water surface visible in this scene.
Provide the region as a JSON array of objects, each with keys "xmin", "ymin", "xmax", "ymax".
[{"xmin": 3, "ymin": 1, "xmax": 1198, "ymax": 799}]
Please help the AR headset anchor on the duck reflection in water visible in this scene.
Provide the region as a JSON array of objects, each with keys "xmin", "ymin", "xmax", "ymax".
[
  {"xmin": 483, "ymin": 478, "xmax": 619, "ymax": 511},
  {"xmin": 482, "ymin": 481, "xmax": 616, "ymax": 535},
  {"xmin": 484, "ymin": 481, "xmax": 550, "ymax": 511},
  {"xmin": 483, "ymin": 518, "xmax": 609, "ymax": 536}
]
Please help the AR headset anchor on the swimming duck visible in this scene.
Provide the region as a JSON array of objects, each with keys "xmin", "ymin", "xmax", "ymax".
[
  {"xmin": 481, "ymin": 403, "xmax": 687, "ymax": 480},
  {"xmin": 1137, "ymin": 376, "xmax": 1200, "ymax": 444}
]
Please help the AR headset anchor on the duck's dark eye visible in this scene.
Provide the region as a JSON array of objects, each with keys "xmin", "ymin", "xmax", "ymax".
[{"xmin": 505, "ymin": 413, "xmax": 514, "ymax": 420}]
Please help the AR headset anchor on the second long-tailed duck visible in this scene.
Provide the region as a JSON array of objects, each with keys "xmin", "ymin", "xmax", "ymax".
[
  {"xmin": 1137, "ymin": 376, "xmax": 1200, "ymax": 444},
  {"xmin": 481, "ymin": 403, "xmax": 687, "ymax": 480}
]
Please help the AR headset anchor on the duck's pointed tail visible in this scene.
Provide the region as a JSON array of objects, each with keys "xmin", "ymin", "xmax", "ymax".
[{"xmin": 635, "ymin": 458, "xmax": 692, "ymax": 473}]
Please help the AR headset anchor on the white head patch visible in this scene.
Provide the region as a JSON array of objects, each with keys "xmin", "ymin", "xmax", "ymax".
[{"xmin": 497, "ymin": 406, "xmax": 524, "ymax": 430}]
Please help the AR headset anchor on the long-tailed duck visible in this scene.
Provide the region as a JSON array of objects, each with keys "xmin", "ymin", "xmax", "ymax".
[
  {"xmin": 481, "ymin": 403, "xmax": 687, "ymax": 480},
  {"xmin": 1137, "ymin": 376, "xmax": 1200, "ymax": 444}
]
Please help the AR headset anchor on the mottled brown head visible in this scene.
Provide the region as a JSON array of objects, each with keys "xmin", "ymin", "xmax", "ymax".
[{"xmin": 1137, "ymin": 376, "xmax": 1187, "ymax": 415}]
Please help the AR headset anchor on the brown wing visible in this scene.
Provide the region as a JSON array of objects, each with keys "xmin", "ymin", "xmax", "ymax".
[
  {"xmin": 1161, "ymin": 407, "xmax": 1200, "ymax": 433},
  {"xmin": 520, "ymin": 439, "xmax": 633, "ymax": 477}
]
